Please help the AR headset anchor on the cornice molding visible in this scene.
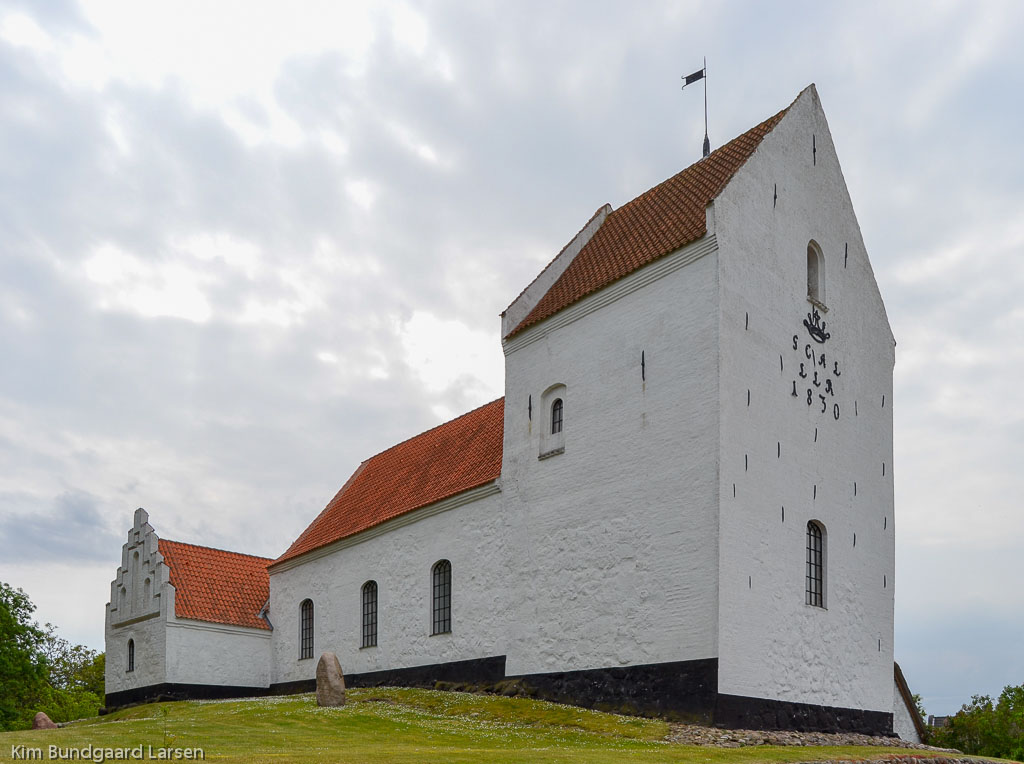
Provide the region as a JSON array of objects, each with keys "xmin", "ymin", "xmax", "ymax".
[{"xmin": 503, "ymin": 234, "xmax": 718, "ymax": 354}]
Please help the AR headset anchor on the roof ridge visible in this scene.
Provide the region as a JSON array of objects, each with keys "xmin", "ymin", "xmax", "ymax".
[
  {"xmin": 159, "ymin": 538, "xmax": 273, "ymax": 563},
  {"xmin": 612, "ymin": 97, "xmax": 795, "ymax": 218},
  {"xmin": 502, "ymin": 205, "xmax": 610, "ymax": 316},
  {"xmin": 505, "ymin": 90, "xmax": 800, "ymax": 339},
  {"xmin": 361, "ymin": 397, "xmax": 504, "ymax": 463},
  {"xmin": 270, "ymin": 461, "xmax": 368, "ymax": 564},
  {"xmin": 274, "ymin": 397, "xmax": 505, "ymax": 566}
]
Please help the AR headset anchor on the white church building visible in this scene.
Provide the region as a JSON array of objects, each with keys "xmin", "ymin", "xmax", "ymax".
[{"xmin": 104, "ymin": 85, "xmax": 925, "ymax": 739}]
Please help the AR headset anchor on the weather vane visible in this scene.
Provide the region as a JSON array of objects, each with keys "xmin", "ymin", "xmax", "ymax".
[{"xmin": 681, "ymin": 57, "xmax": 709, "ymax": 158}]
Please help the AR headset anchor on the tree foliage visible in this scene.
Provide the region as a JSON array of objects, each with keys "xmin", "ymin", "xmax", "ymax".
[
  {"xmin": 0, "ymin": 582, "xmax": 49, "ymax": 730},
  {"xmin": 0, "ymin": 581, "xmax": 104, "ymax": 730},
  {"xmin": 930, "ymin": 685, "xmax": 1024, "ymax": 761}
]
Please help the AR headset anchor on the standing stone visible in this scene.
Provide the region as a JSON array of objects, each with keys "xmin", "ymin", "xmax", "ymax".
[
  {"xmin": 32, "ymin": 712, "xmax": 58, "ymax": 729},
  {"xmin": 316, "ymin": 652, "xmax": 346, "ymax": 707}
]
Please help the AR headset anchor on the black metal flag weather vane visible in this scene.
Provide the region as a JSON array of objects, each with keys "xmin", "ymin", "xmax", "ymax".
[{"xmin": 681, "ymin": 58, "xmax": 710, "ymax": 158}]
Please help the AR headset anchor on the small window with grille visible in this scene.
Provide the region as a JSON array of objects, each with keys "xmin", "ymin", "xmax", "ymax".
[
  {"xmin": 551, "ymin": 398, "xmax": 563, "ymax": 434},
  {"xmin": 431, "ymin": 560, "xmax": 451, "ymax": 635},
  {"xmin": 127, "ymin": 638, "xmax": 135, "ymax": 672},
  {"xmin": 299, "ymin": 599, "xmax": 314, "ymax": 659},
  {"xmin": 361, "ymin": 581, "xmax": 378, "ymax": 648},
  {"xmin": 806, "ymin": 521, "xmax": 825, "ymax": 607}
]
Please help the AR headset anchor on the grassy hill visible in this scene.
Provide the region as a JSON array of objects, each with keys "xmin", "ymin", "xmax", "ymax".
[{"xmin": 0, "ymin": 688, "xmax": 930, "ymax": 763}]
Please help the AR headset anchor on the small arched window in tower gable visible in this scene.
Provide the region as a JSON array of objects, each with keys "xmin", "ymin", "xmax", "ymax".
[
  {"xmin": 806, "ymin": 521, "xmax": 826, "ymax": 608},
  {"xmin": 126, "ymin": 638, "xmax": 135, "ymax": 672},
  {"xmin": 361, "ymin": 581, "xmax": 378, "ymax": 648},
  {"xmin": 299, "ymin": 599, "xmax": 314, "ymax": 659},
  {"xmin": 807, "ymin": 240, "xmax": 825, "ymax": 308},
  {"xmin": 539, "ymin": 384, "xmax": 566, "ymax": 458},
  {"xmin": 431, "ymin": 560, "xmax": 451, "ymax": 635}
]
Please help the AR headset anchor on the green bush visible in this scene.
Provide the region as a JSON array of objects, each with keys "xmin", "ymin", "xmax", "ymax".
[{"xmin": 930, "ymin": 684, "xmax": 1024, "ymax": 762}]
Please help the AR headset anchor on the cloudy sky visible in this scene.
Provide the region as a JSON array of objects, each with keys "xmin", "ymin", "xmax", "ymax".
[{"xmin": 1, "ymin": 0, "xmax": 1021, "ymax": 716}]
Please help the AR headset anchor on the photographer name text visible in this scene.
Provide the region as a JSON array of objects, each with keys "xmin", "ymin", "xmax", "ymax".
[{"xmin": 11, "ymin": 746, "xmax": 204, "ymax": 762}]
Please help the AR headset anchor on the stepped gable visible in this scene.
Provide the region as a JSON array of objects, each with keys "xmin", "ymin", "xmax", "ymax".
[
  {"xmin": 506, "ymin": 97, "xmax": 795, "ymax": 338},
  {"xmin": 158, "ymin": 539, "xmax": 272, "ymax": 630},
  {"xmin": 275, "ymin": 397, "xmax": 504, "ymax": 566}
]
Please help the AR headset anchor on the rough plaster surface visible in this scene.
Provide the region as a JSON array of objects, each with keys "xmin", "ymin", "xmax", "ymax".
[
  {"xmin": 892, "ymin": 679, "xmax": 923, "ymax": 743},
  {"xmin": 500, "ymin": 249, "xmax": 721, "ymax": 675},
  {"xmin": 165, "ymin": 621, "xmax": 271, "ymax": 687},
  {"xmin": 713, "ymin": 86, "xmax": 895, "ymax": 713}
]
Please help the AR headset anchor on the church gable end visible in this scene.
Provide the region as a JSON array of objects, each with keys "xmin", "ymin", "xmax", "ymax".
[
  {"xmin": 108, "ymin": 508, "xmax": 166, "ymax": 627},
  {"xmin": 712, "ymin": 84, "xmax": 896, "ymax": 721},
  {"xmin": 504, "ymin": 100, "xmax": 793, "ymax": 340}
]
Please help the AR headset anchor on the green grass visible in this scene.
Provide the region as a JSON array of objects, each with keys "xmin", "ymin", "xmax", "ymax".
[{"xmin": 0, "ymin": 688, "xmax": 932, "ymax": 763}]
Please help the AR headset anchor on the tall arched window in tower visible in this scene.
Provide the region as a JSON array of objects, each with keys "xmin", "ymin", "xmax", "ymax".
[
  {"xmin": 431, "ymin": 560, "xmax": 451, "ymax": 635},
  {"xmin": 361, "ymin": 581, "xmax": 378, "ymax": 648},
  {"xmin": 807, "ymin": 240, "xmax": 825, "ymax": 306},
  {"xmin": 806, "ymin": 521, "xmax": 826, "ymax": 608},
  {"xmin": 299, "ymin": 599, "xmax": 314, "ymax": 659},
  {"xmin": 126, "ymin": 638, "xmax": 135, "ymax": 672}
]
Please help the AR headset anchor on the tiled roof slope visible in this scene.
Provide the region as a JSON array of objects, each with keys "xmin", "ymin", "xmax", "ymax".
[
  {"xmin": 275, "ymin": 398, "xmax": 504, "ymax": 566},
  {"xmin": 158, "ymin": 539, "xmax": 271, "ymax": 630},
  {"xmin": 507, "ymin": 101, "xmax": 792, "ymax": 338}
]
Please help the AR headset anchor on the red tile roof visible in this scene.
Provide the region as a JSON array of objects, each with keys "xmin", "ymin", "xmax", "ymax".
[
  {"xmin": 158, "ymin": 539, "xmax": 272, "ymax": 630},
  {"xmin": 275, "ymin": 398, "xmax": 505, "ymax": 566},
  {"xmin": 506, "ymin": 101, "xmax": 792, "ymax": 338}
]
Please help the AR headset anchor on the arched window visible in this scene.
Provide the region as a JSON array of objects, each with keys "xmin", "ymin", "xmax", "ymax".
[
  {"xmin": 299, "ymin": 599, "xmax": 314, "ymax": 659},
  {"xmin": 361, "ymin": 581, "xmax": 378, "ymax": 648},
  {"xmin": 431, "ymin": 560, "xmax": 451, "ymax": 635},
  {"xmin": 806, "ymin": 521, "xmax": 826, "ymax": 608},
  {"xmin": 539, "ymin": 384, "xmax": 566, "ymax": 458},
  {"xmin": 127, "ymin": 639, "xmax": 135, "ymax": 672},
  {"xmin": 807, "ymin": 241, "xmax": 825, "ymax": 306}
]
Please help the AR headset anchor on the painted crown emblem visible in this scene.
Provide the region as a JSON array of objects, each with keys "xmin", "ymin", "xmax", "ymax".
[{"xmin": 803, "ymin": 308, "xmax": 831, "ymax": 344}]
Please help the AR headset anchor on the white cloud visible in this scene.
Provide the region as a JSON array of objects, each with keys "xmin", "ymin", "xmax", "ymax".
[
  {"xmin": 83, "ymin": 243, "xmax": 214, "ymax": 323},
  {"xmin": 396, "ymin": 310, "xmax": 503, "ymax": 397},
  {"xmin": 0, "ymin": 11, "xmax": 53, "ymax": 53}
]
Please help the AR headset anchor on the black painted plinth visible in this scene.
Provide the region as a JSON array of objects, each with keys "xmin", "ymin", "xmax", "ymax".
[
  {"xmin": 508, "ymin": 658, "xmax": 718, "ymax": 722},
  {"xmin": 716, "ymin": 693, "xmax": 894, "ymax": 735},
  {"xmin": 105, "ymin": 682, "xmax": 269, "ymax": 710},
  {"xmin": 349, "ymin": 655, "xmax": 506, "ymax": 688}
]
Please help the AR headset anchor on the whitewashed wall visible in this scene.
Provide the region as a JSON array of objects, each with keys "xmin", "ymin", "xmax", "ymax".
[
  {"xmin": 165, "ymin": 620, "xmax": 271, "ymax": 688},
  {"xmin": 268, "ymin": 487, "xmax": 510, "ymax": 685},
  {"xmin": 500, "ymin": 241, "xmax": 722, "ymax": 676},
  {"xmin": 714, "ymin": 86, "xmax": 896, "ymax": 713},
  {"xmin": 893, "ymin": 679, "xmax": 923, "ymax": 743}
]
